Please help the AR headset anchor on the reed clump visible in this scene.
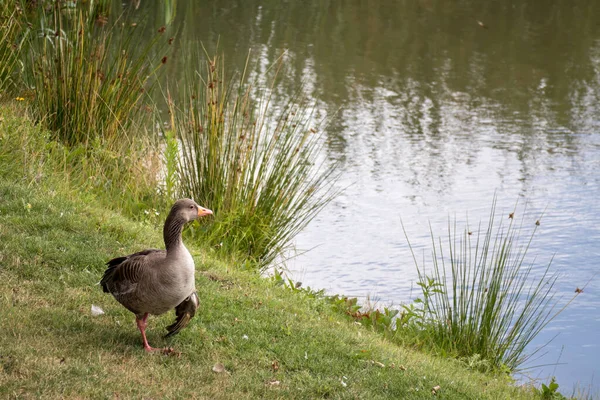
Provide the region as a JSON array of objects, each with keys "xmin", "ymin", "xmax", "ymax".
[
  {"xmin": 169, "ymin": 54, "xmax": 338, "ymax": 268},
  {"xmin": 0, "ymin": 4, "xmax": 27, "ymax": 96},
  {"xmin": 26, "ymin": 3, "xmax": 168, "ymax": 146},
  {"xmin": 399, "ymin": 200, "xmax": 576, "ymax": 373}
]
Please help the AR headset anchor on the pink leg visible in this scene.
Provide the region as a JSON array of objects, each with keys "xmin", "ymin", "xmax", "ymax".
[{"xmin": 136, "ymin": 313, "xmax": 156, "ymax": 352}]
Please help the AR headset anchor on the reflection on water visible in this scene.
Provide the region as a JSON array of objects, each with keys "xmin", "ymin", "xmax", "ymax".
[{"xmin": 121, "ymin": 0, "xmax": 600, "ymax": 391}]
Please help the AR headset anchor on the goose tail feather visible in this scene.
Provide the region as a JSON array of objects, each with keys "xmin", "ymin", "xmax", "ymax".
[{"xmin": 165, "ymin": 291, "xmax": 199, "ymax": 337}]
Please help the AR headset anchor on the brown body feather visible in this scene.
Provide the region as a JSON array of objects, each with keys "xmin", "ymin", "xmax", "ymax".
[{"xmin": 101, "ymin": 249, "xmax": 163, "ymax": 315}]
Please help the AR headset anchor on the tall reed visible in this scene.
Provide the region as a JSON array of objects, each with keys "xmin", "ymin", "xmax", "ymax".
[
  {"xmin": 27, "ymin": 3, "xmax": 168, "ymax": 146},
  {"xmin": 0, "ymin": 4, "xmax": 27, "ymax": 96},
  {"xmin": 169, "ymin": 53, "xmax": 339, "ymax": 268},
  {"xmin": 403, "ymin": 200, "xmax": 573, "ymax": 371}
]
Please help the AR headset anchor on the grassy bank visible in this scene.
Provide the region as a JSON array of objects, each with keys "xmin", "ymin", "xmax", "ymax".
[{"xmin": 0, "ymin": 108, "xmax": 540, "ymax": 399}]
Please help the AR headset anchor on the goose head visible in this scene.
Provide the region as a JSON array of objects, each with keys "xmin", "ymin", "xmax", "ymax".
[{"xmin": 171, "ymin": 198, "xmax": 213, "ymax": 222}]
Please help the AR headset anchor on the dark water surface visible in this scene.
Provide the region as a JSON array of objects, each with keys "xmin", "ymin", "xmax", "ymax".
[{"xmin": 123, "ymin": 1, "xmax": 599, "ymax": 392}]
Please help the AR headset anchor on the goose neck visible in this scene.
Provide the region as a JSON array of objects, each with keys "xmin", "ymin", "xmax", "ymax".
[{"xmin": 163, "ymin": 213, "xmax": 186, "ymax": 253}]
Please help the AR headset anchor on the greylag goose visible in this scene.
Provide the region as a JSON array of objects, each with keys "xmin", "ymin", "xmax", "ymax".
[{"xmin": 101, "ymin": 199, "xmax": 212, "ymax": 351}]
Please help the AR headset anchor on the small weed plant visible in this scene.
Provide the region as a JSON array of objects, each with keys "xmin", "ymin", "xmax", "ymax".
[{"xmin": 535, "ymin": 377, "xmax": 567, "ymax": 400}]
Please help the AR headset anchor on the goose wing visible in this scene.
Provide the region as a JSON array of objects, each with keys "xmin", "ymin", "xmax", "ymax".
[
  {"xmin": 100, "ymin": 249, "xmax": 164, "ymax": 313},
  {"xmin": 165, "ymin": 291, "xmax": 199, "ymax": 337}
]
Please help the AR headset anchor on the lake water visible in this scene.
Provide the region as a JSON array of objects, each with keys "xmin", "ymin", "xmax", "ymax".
[{"xmin": 123, "ymin": 1, "xmax": 600, "ymax": 393}]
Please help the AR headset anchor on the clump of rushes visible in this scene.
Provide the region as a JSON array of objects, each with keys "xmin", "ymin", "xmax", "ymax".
[
  {"xmin": 169, "ymin": 53, "xmax": 339, "ymax": 268},
  {"xmin": 0, "ymin": 4, "xmax": 27, "ymax": 96},
  {"xmin": 402, "ymin": 200, "xmax": 579, "ymax": 372},
  {"xmin": 27, "ymin": 3, "xmax": 169, "ymax": 146}
]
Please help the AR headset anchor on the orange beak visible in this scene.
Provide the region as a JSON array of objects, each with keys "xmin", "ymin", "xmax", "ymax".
[{"xmin": 197, "ymin": 206, "xmax": 213, "ymax": 218}]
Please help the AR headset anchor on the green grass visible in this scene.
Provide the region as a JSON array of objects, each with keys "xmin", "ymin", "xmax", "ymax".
[
  {"xmin": 170, "ymin": 52, "xmax": 339, "ymax": 268},
  {"xmin": 0, "ymin": 101, "xmax": 164, "ymax": 223},
  {"xmin": 0, "ymin": 107, "xmax": 540, "ymax": 399}
]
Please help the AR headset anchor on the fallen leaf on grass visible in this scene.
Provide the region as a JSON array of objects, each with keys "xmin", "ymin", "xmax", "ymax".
[
  {"xmin": 432, "ymin": 385, "xmax": 441, "ymax": 395},
  {"xmin": 271, "ymin": 360, "xmax": 279, "ymax": 372},
  {"xmin": 91, "ymin": 305, "xmax": 104, "ymax": 316},
  {"xmin": 162, "ymin": 347, "xmax": 181, "ymax": 357},
  {"xmin": 266, "ymin": 379, "xmax": 280, "ymax": 386},
  {"xmin": 368, "ymin": 360, "xmax": 385, "ymax": 368}
]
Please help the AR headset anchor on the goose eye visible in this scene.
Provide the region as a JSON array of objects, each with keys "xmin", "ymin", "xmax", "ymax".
[{"xmin": 189, "ymin": 205, "xmax": 194, "ymax": 209}]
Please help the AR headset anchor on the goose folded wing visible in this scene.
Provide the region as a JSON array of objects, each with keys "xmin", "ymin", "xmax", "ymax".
[{"xmin": 101, "ymin": 249, "xmax": 164, "ymax": 295}]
